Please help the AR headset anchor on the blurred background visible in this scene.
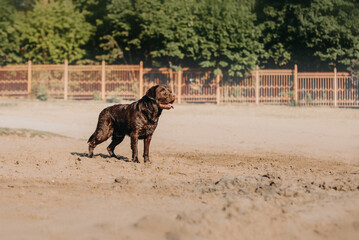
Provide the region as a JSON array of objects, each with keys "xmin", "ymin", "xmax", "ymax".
[
  {"xmin": 1, "ymin": 0, "xmax": 358, "ymax": 107},
  {"xmin": 1, "ymin": 0, "xmax": 359, "ymax": 72}
]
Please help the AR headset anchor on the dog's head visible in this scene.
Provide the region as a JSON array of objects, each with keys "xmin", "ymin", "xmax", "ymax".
[{"xmin": 145, "ymin": 85, "xmax": 175, "ymax": 110}]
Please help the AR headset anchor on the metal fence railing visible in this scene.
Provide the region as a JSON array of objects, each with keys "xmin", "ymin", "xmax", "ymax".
[{"xmin": 0, "ymin": 61, "xmax": 358, "ymax": 107}]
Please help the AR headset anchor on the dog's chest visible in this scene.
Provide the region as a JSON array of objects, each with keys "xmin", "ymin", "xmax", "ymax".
[{"xmin": 138, "ymin": 122, "xmax": 158, "ymax": 137}]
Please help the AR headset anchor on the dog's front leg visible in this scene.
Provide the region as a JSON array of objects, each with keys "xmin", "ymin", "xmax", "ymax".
[
  {"xmin": 130, "ymin": 133, "xmax": 140, "ymax": 163},
  {"xmin": 143, "ymin": 135, "xmax": 152, "ymax": 163}
]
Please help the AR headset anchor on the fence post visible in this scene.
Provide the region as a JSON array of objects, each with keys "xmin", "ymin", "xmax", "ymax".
[
  {"xmin": 177, "ymin": 70, "xmax": 182, "ymax": 104},
  {"xmin": 334, "ymin": 67, "xmax": 337, "ymax": 107},
  {"xmin": 27, "ymin": 60, "xmax": 32, "ymax": 96},
  {"xmin": 139, "ymin": 61, "xmax": 143, "ymax": 98},
  {"xmin": 255, "ymin": 65, "xmax": 259, "ymax": 104},
  {"xmin": 101, "ymin": 60, "xmax": 106, "ymax": 100},
  {"xmin": 216, "ymin": 74, "xmax": 221, "ymax": 104},
  {"xmin": 294, "ymin": 64, "xmax": 298, "ymax": 105},
  {"xmin": 64, "ymin": 60, "xmax": 68, "ymax": 100}
]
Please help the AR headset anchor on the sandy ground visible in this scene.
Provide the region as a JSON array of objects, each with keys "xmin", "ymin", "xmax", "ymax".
[{"xmin": 0, "ymin": 100, "xmax": 358, "ymax": 240}]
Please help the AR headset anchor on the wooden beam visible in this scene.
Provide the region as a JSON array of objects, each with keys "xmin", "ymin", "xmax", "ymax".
[
  {"xmin": 27, "ymin": 60, "xmax": 32, "ymax": 96},
  {"xmin": 101, "ymin": 60, "xmax": 106, "ymax": 100},
  {"xmin": 139, "ymin": 61, "xmax": 143, "ymax": 98},
  {"xmin": 255, "ymin": 65, "xmax": 259, "ymax": 104},
  {"xmin": 294, "ymin": 64, "xmax": 298, "ymax": 105},
  {"xmin": 334, "ymin": 67, "xmax": 337, "ymax": 107},
  {"xmin": 64, "ymin": 60, "xmax": 68, "ymax": 100},
  {"xmin": 177, "ymin": 70, "xmax": 182, "ymax": 104},
  {"xmin": 216, "ymin": 74, "xmax": 220, "ymax": 104}
]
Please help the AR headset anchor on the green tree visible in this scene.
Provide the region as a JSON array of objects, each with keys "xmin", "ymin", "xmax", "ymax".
[
  {"xmin": 348, "ymin": 58, "xmax": 359, "ymax": 80},
  {"xmin": 193, "ymin": 0, "xmax": 262, "ymax": 76},
  {"xmin": 3, "ymin": 0, "xmax": 357, "ymax": 72},
  {"xmin": 106, "ymin": 0, "xmax": 190, "ymax": 65},
  {"xmin": 255, "ymin": 1, "xmax": 293, "ymax": 67},
  {"xmin": 257, "ymin": 0, "xmax": 359, "ymax": 71},
  {"xmin": 106, "ymin": 0, "xmax": 262, "ymax": 76},
  {"xmin": 18, "ymin": 0, "xmax": 94, "ymax": 64},
  {"xmin": 73, "ymin": 0, "xmax": 111, "ymax": 63},
  {"xmin": 299, "ymin": 0, "xmax": 359, "ymax": 70},
  {"xmin": 105, "ymin": 0, "xmax": 143, "ymax": 64},
  {"xmin": 0, "ymin": 0, "xmax": 22, "ymax": 65},
  {"xmin": 138, "ymin": 0, "xmax": 198, "ymax": 69}
]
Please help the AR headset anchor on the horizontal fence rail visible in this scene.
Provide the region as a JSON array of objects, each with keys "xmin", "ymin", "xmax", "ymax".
[{"xmin": 0, "ymin": 61, "xmax": 358, "ymax": 108}]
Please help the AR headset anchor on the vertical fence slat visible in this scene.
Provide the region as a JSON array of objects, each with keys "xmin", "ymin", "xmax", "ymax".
[
  {"xmin": 294, "ymin": 64, "xmax": 298, "ymax": 105},
  {"xmin": 101, "ymin": 60, "xmax": 106, "ymax": 100},
  {"xmin": 27, "ymin": 60, "xmax": 32, "ymax": 95},
  {"xmin": 255, "ymin": 65, "xmax": 259, "ymax": 104},
  {"xmin": 334, "ymin": 67, "xmax": 337, "ymax": 107},
  {"xmin": 139, "ymin": 61, "xmax": 143, "ymax": 98},
  {"xmin": 64, "ymin": 60, "xmax": 68, "ymax": 100},
  {"xmin": 177, "ymin": 70, "xmax": 182, "ymax": 104},
  {"xmin": 216, "ymin": 74, "xmax": 220, "ymax": 104}
]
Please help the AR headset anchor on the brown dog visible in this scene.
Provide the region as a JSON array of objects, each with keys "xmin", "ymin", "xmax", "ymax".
[{"xmin": 88, "ymin": 85, "xmax": 175, "ymax": 163}]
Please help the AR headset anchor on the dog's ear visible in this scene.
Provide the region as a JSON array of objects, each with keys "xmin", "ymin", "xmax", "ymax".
[{"xmin": 146, "ymin": 85, "xmax": 159, "ymax": 100}]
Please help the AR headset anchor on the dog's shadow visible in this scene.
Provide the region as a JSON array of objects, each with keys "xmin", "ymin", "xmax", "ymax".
[{"xmin": 71, "ymin": 152, "xmax": 130, "ymax": 162}]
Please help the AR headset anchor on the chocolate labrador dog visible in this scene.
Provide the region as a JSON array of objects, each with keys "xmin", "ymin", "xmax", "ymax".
[{"xmin": 88, "ymin": 85, "xmax": 175, "ymax": 163}]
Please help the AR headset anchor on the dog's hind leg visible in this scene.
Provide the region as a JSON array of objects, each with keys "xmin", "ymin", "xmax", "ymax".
[
  {"xmin": 88, "ymin": 118, "xmax": 114, "ymax": 158},
  {"xmin": 88, "ymin": 143, "xmax": 96, "ymax": 158},
  {"xmin": 107, "ymin": 135, "xmax": 125, "ymax": 157}
]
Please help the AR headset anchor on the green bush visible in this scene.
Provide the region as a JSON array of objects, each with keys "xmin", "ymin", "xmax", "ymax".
[
  {"xmin": 279, "ymin": 89, "xmax": 295, "ymax": 106},
  {"xmin": 36, "ymin": 85, "xmax": 48, "ymax": 101},
  {"xmin": 106, "ymin": 94, "xmax": 122, "ymax": 103},
  {"xmin": 305, "ymin": 92, "xmax": 313, "ymax": 102},
  {"xmin": 93, "ymin": 91, "xmax": 101, "ymax": 100}
]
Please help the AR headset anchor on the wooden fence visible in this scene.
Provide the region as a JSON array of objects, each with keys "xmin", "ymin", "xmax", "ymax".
[{"xmin": 0, "ymin": 61, "xmax": 358, "ymax": 107}]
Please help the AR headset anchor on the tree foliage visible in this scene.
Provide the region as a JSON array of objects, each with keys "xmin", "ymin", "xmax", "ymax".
[
  {"xmin": 257, "ymin": 0, "xmax": 359, "ymax": 71},
  {"xmin": 0, "ymin": 0, "xmax": 358, "ymax": 73},
  {"xmin": 0, "ymin": 0, "xmax": 22, "ymax": 64},
  {"xmin": 107, "ymin": 0, "xmax": 199, "ymax": 66},
  {"xmin": 193, "ymin": 0, "xmax": 262, "ymax": 76},
  {"xmin": 0, "ymin": 0, "xmax": 94, "ymax": 64},
  {"xmin": 107, "ymin": 0, "xmax": 262, "ymax": 75},
  {"xmin": 73, "ymin": 0, "xmax": 111, "ymax": 62},
  {"xmin": 17, "ymin": 0, "xmax": 94, "ymax": 64}
]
